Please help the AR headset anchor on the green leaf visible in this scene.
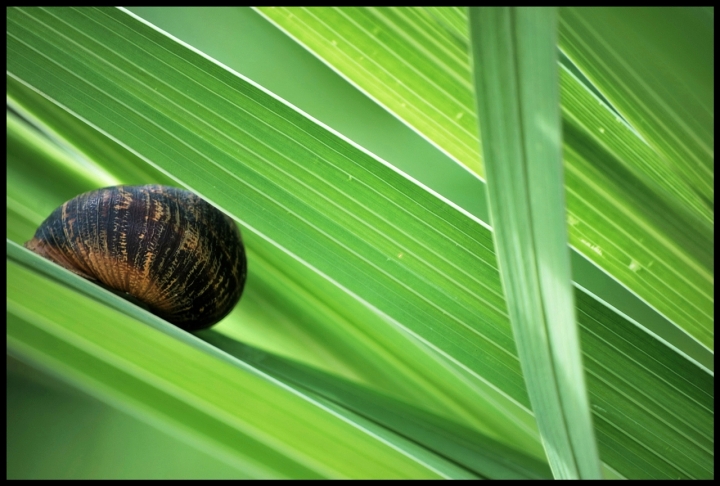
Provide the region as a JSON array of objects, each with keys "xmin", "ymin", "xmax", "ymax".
[
  {"xmin": 256, "ymin": 6, "xmax": 483, "ymax": 176},
  {"xmin": 7, "ymin": 243, "xmax": 450, "ymax": 478},
  {"xmin": 7, "ymin": 75, "xmax": 175, "ymax": 187},
  {"xmin": 558, "ymin": 7, "xmax": 714, "ymax": 212},
  {"xmin": 256, "ymin": 7, "xmax": 714, "ymax": 353},
  {"xmin": 199, "ymin": 331, "xmax": 553, "ymax": 479},
  {"xmin": 8, "ymin": 85, "xmax": 536, "ymax": 445},
  {"xmin": 469, "ymin": 8, "xmax": 601, "ymax": 478},
  {"xmin": 559, "ymin": 66, "xmax": 713, "ymax": 353},
  {"xmin": 6, "ymin": 6, "xmax": 547, "ymax": 463},
  {"xmin": 424, "ymin": 7, "xmax": 468, "ymax": 44},
  {"xmin": 6, "ymin": 3, "xmax": 530, "ymax": 409}
]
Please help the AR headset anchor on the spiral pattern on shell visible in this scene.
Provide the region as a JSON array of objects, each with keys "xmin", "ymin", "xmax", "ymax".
[{"xmin": 24, "ymin": 185, "xmax": 247, "ymax": 331}]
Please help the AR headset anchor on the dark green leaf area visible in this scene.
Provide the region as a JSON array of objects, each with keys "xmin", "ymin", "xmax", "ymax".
[{"xmin": 577, "ymin": 290, "xmax": 713, "ymax": 479}]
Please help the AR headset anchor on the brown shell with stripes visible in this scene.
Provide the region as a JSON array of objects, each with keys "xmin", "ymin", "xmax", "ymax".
[{"xmin": 24, "ymin": 185, "xmax": 247, "ymax": 331}]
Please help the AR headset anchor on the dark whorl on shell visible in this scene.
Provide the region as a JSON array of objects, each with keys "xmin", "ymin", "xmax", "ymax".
[{"xmin": 24, "ymin": 185, "xmax": 247, "ymax": 331}]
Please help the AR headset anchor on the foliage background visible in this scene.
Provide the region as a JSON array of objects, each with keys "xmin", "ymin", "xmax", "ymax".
[{"xmin": 6, "ymin": 7, "xmax": 713, "ymax": 479}]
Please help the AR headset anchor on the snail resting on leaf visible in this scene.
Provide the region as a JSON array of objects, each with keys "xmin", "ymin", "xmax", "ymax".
[{"xmin": 24, "ymin": 185, "xmax": 247, "ymax": 331}]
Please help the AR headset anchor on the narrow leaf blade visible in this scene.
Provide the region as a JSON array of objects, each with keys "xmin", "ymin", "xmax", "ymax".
[{"xmin": 469, "ymin": 7, "xmax": 601, "ymax": 478}]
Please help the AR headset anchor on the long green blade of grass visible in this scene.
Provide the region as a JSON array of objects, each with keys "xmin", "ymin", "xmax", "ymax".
[{"xmin": 469, "ymin": 8, "xmax": 600, "ymax": 478}]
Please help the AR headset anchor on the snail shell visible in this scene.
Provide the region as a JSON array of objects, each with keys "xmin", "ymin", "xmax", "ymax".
[{"xmin": 24, "ymin": 185, "xmax": 247, "ymax": 331}]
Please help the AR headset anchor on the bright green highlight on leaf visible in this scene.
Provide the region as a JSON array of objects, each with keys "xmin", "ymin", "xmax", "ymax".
[{"xmin": 257, "ymin": 6, "xmax": 483, "ymax": 176}]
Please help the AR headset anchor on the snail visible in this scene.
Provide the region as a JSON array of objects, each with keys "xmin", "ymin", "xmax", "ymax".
[{"xmin": 24, "ymin": 185, "xmax": 247, "ymax": 331}]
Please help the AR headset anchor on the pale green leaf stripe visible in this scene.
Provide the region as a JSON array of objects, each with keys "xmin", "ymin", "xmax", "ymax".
[
  {"xmin": 6, "ymin": 7, "xmax": 713, "ymax": 477},
  {"xmin": 257, "ymin": 6, "xmax": 483, "ymax": 176},
  {"xmin": 363, "ymin": 7, "xmax": 471, "ymax": 90},
  {"xmin": 6, "ymin": 252, "xmax": 449, "ymax": 479},
  {"xmin": 559, "ymin": 7, "xmax": 714, "ymax": 209},
  {"xmin": 425, "ymin": 7, "xmax": 468, "ymax": 44},
  {"xmin": 257, "ymin": 6, "xmax": 713, "ymax": 351},
  {"xmin": 469, "ymin": 8, "xmax": 600, "ymax": 478}
]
